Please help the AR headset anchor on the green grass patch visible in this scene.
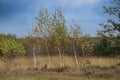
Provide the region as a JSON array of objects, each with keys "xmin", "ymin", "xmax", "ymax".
[{"xmin": 0, "ymin": 74, "xmax": 117, "ymax": 80}]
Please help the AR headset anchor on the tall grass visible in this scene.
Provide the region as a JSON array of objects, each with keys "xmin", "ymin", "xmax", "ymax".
[{"xmin": 0, "ymin": 56, "xmax": 120, "ymax": 71}]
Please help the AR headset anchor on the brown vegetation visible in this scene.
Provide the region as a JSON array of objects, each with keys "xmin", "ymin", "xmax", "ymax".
[
  {"xmin": 0, "ymin": 56, "xmax": 120, "ymax": 71},
  {"xmin": 0, "ymin": 56, "xmax": 120, "ymax": 79}
]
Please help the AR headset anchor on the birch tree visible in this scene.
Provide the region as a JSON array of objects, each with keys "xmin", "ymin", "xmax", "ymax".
[
  {"xmin": 32, "ymin": 7, "xmax": 52, "ymax": 67},
  {"xmin": 51, "ymin": 7, "xmax": 67, "ymax": 67},
  {"xmin": 69, "ymin": 21, "xmax": 82, "ymax": 68}
]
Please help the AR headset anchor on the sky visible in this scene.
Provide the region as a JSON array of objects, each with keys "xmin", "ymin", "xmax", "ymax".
[{"xmin": 0, "ymin": 0, "xmax": 111, "ymax": 37}]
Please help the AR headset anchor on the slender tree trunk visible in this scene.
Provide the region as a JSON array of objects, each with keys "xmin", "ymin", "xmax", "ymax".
[
  {"xmin": 46, "ymin": 47, "xmax": 52, "ymax": 67},
  {"xmin": 33, "ymin": 45, "xmax": 37, "ymax": 68},
  {"xmin": 72, "ymin": 40, "xmax": 79, "ymax": 68},
  {"xmin": 58, "ymin": 47, "xmax": 63, "ymax": 67},
  {"xmin": 45, "ymin": 38, "xmax": 52, "ymax": 67}
]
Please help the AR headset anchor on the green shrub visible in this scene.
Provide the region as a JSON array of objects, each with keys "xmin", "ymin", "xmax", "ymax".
[
  {"xmin": 94, "ymin": 37, "xmax": 113, "ymax": 56},
  {"xmin": 0, "ymin": 35, "xmax": 26, "ymax": 58}
]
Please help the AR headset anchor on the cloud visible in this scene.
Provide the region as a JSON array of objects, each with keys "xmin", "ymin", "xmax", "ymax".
[{"xmin": 59, "ymin": 0, "xmax": 99, "ymax": 7}]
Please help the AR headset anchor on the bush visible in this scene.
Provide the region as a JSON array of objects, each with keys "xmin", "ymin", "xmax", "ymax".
[
  {"xmin": 0, "ymin": 35, "xmax": 26, "ymax": 58},
  {"xmin": 94, "ymin": 37, "xmax": 113, "ymax": 56}
]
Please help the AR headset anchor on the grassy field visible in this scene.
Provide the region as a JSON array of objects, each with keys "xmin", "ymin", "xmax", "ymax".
[
  {"xmin": 0, "ymin": 56, "xmax": 120, "ymax": 71},
  {"xmin": 0, "ymin": 74, "xmax": 117, "ymax": 80},
  {"xmin": 0, "ymin": 56, "xmax": 120, "ymax": 80}
]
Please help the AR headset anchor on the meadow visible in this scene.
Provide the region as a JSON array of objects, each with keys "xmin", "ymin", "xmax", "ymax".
[
  {"xmin": 0, "ymin": 56, "xmax": 120, "ymax": 70},
  {"xmin": 0, "ymin": 56, "xmax": 120, "ymax": 80},
  {"xmin": 0, "ymin": 74, "xmax": 117, "ymax": 80}
]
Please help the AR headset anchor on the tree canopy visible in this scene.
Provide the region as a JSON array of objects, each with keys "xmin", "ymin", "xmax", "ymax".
[
  {"xmin": 96, "ymin": 0, "xmax": 120, "ymax": 56},
  {"xmin": 0, "ymin": 34, "xmax": 26, "ymax": 58}
]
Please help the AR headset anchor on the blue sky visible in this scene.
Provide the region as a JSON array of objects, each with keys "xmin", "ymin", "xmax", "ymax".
[{"xmin": 0, "ymin": 0, "xmax": 111, "ymax": 37}]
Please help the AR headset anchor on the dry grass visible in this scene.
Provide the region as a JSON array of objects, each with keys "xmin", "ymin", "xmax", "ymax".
[
  {"xmin": 0, "ymin": 74, "xmax": 117, "ymax": 80},
  {"xmin": 0, "ymin": 56, "xmax": 120, "ymax": 71},
  {"xmin": 78, "ymin": 57, "xmax": 120, "ymax": 67}
]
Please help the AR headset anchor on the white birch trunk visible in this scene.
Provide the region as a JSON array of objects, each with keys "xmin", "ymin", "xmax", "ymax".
[
  {"xmin": 45, "ymin": 38, "xmax": 52, "ymax": 67},
  {"xmin": 72, "ymin": 40, "xmax": 79, "ymax": 68},
  {"xmin": 33, "ymin": 45, "xmax": 37, "ymax": 68},
  {"xmin": 46, "ymin": 47, "xmax": 52, "ymax": 67}
]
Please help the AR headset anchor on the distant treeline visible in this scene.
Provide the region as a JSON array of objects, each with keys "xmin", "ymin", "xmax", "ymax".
[
  {"xmin": 0, "ymin": 34, "xmax": 119, "ymax": 58},
  {"xmin": 20, "ymin": 36, "xmax": 97, "ymax": 57}
]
